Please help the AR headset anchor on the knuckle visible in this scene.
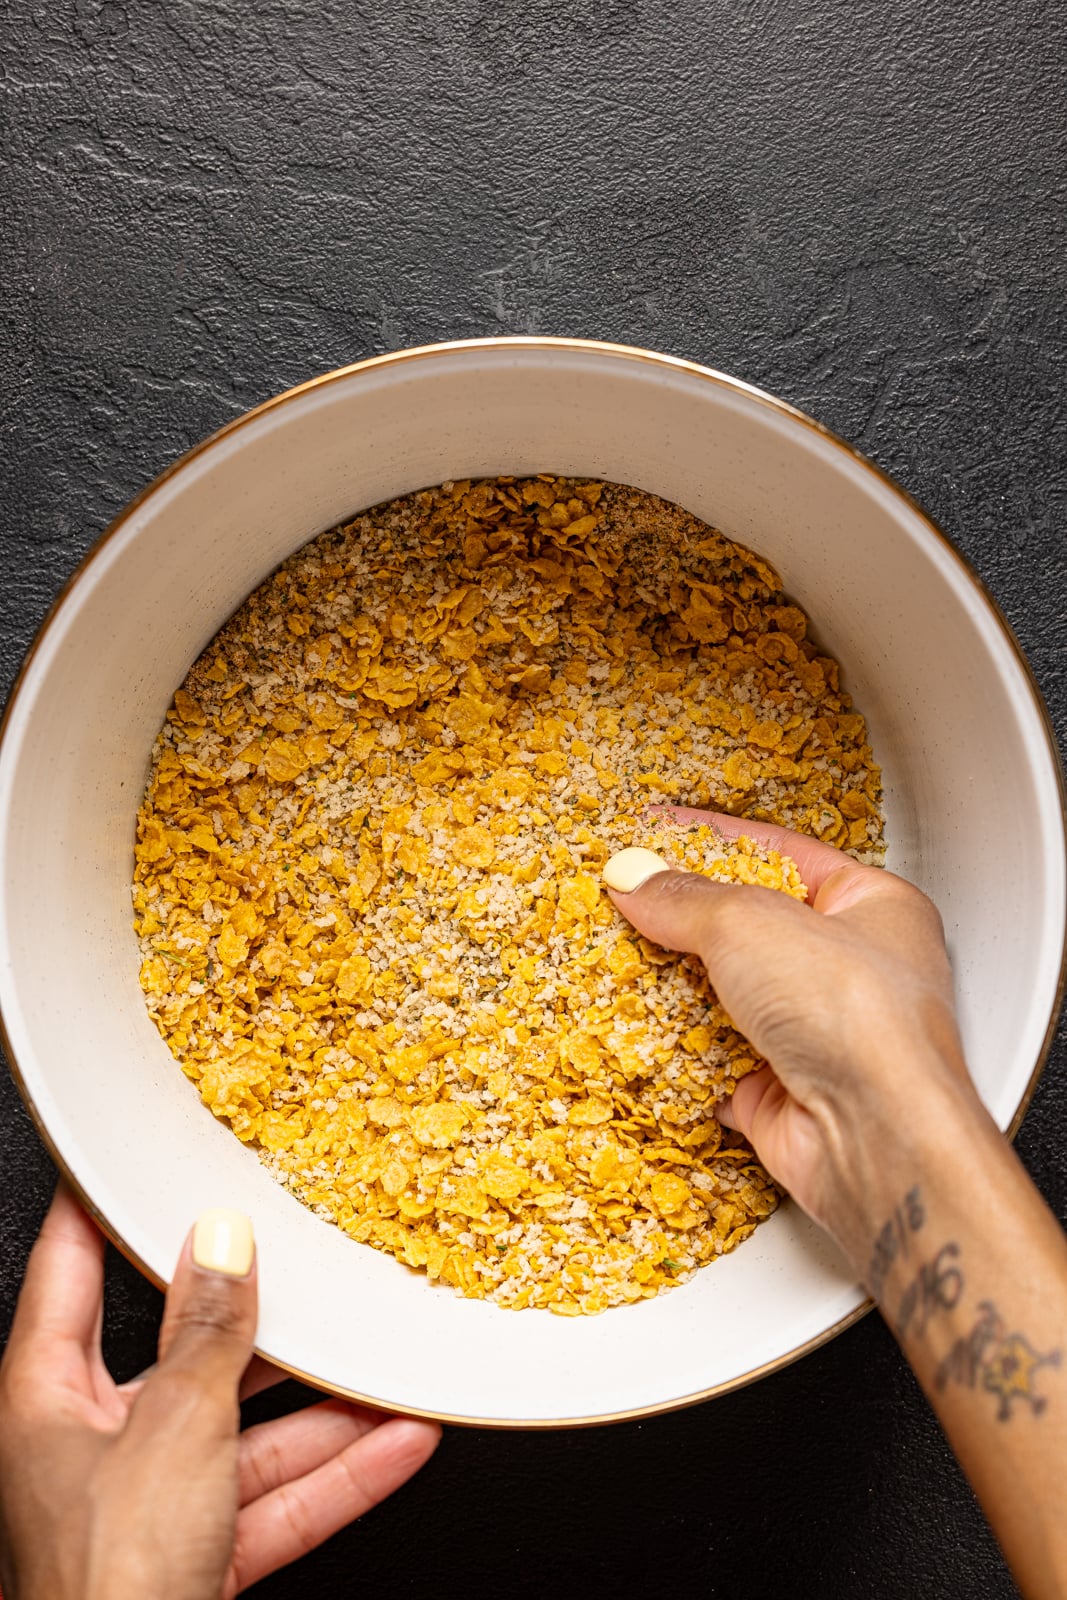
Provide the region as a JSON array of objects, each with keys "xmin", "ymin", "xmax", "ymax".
[
  {"xmin": 241, "ymin": 1424, "xmax": 285, "ymax": 1503},
  {"xmin": 878, "ymin": 868, "xmax": 936, "ymax": 914},
  {"xmin": 168, "ymin": 1278, "xmax": 249, "ymax": 1343},
  {"xmin": 278, "ymin": 1483, "xmax": 322, "ymax": 1557},
  {"xmin": 151, "ymin": 1362, "xmax": 212, "ymax": 1408},
  {"xmin": 336, "ymin": 1446, "xmax": 380, "ymax": 1512},
  {"xmin": 875, "ymin": 872, "xmax": 949, "ymax": 947},
  {"xmin": 146, "ymin": 1361, "xmax": 237, "ymax": 1431},
  {"xmin": 821, "ymin": 862, "xmax": 860, "ymax": 897},
  {"xmin": 648, "ymin": 869, "xmax": 714, "ymax": 906},
  {"xmin": 916, "ymin": 889, "xmax": 947, "ymax": 942},
  {"xmin": 642, "ymin": 868, "xmax": 721, "ymax": 930}
]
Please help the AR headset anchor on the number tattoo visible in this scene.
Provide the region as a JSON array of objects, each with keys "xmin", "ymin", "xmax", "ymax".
[
  {"xmin": 866, "ymin": 1186, "xmax": 925, "ymax": 1301},
  {"xmin": 895, "ymin": 1243, "xmax": 964, "ymax": 1340}
]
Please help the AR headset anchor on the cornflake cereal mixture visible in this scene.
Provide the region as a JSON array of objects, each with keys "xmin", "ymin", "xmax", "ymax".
[{"xmin": 134, "ymin": 476, "xmax": 884, "ymax": 1315}]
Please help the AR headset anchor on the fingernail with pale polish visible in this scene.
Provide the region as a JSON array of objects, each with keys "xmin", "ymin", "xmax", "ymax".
[
  {"xmin": 602, "ymin": 847, "xmax": 671, "ymax": 894},
  {"xmin": 192, "ymin": 1209, "xmax": 254, "ymax": 1277}
]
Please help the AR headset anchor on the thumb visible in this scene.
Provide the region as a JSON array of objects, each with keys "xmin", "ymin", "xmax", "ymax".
[
  {"xmin": 148, "ymin": 1210, "xmax": 258, "ymax": 1411},
  {"xmin": 715, "ymin": 1062, "xmax": 781, "ymax": 1139},
  {"xmin": 602, "ymin": 846, "xmax": 760, "ymax": 960}
]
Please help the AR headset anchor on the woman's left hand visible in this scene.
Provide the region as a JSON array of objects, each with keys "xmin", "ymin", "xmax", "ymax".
[{"xmin": 0, "ymin": 1183, "xmax": 441, "ymax": 1600}]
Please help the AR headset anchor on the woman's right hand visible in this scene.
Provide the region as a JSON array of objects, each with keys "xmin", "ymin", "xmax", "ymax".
[
  {"xmin": 603, "ymin": 808, "xmax": 978, "ymax": 1266},
  {"xmin": 606, "ymin": 810, "xmax": 1067, "ymax": 1600}
]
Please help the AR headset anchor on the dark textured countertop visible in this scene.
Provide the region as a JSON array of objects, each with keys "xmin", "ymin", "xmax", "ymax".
[{"xmin": 2, "ymin": 3, "xmax": 1065, "ymax": 1596}]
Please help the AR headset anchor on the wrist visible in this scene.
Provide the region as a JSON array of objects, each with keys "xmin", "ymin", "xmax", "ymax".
[{"xmin": 809, "ymin": 1049, "xmax": 993, "ymax": 1277}]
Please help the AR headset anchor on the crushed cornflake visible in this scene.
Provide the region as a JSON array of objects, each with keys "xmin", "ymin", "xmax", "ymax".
[{"xmin": 133, "ymin": 476, "xmax": 885, "ymax": 1315}]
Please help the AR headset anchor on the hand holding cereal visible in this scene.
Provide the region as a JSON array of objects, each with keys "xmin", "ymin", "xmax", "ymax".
[
  {"xmin": 605, "ymin": 807, "xmax": 963, "ymax": 1255},
  {"xmin": 608, "ymin": 806, "xmax": 1067, "ymax": 1600}
]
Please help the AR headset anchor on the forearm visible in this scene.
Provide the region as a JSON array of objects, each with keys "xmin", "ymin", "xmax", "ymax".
[{"xmin": 834, "ymin": 1069, "xmax": 1067, "ymax": 1600}]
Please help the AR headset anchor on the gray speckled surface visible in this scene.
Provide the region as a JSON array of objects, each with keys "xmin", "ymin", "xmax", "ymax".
[{"xmin": 2, "ymin": 2, "xmax": 1065, "ymax": 1595}]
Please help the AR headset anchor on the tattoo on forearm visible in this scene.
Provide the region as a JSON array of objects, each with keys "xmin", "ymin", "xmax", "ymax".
[
  {"xmin": 866, "ymin": 1185, "xmax": 925, "ymax": 1300},
  {"xmin": 935, "ymin": 1301, "xmax": 1062, "ymax": 1421},
  {"xmin": 866, "ymin": 1186, "xmax": 1061, "ymax": 1422},
  {"xmin": 895, "ymin": 1243, "xmax": 964, "ymax": 1340}
]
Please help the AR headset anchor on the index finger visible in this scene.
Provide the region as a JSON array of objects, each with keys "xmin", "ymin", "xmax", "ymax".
[
  {"xmin": 647, "ymin": 804, "xmax": 859, "ymax": 901},
  {"xmin": 6, "ymin": 1181, "xmax": 104, "ymax": 1357}
]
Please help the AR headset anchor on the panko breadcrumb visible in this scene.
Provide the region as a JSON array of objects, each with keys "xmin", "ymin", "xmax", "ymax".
[{"xmin": 133, "ymin": 476, "xmax": 885, "ymax": 1315}]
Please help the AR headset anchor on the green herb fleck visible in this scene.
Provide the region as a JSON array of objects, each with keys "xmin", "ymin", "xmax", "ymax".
[{"xmin": 152, "ymin": 945, "xmax": 191, "ymax": 970}]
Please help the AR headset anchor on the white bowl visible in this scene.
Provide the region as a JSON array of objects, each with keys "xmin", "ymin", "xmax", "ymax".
[{"xmin": 1, "ymin": 339, "xmax": 1064, "ymax": 1426}]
